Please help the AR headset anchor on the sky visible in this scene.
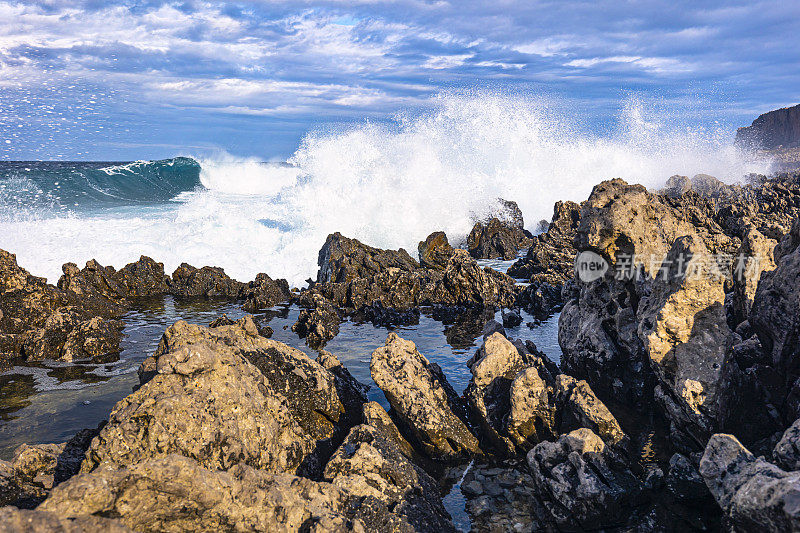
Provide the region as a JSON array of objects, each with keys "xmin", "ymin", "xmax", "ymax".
[{"xmin": 0, "ymin": 0, "xmax": 798, "ymax": 161}]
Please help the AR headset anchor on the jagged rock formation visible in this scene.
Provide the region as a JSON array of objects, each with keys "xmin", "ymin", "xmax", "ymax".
[
  {"xmin": 736, "ymin": 103, "xmax": 800, "ymax": 149},
  {"xmin": 418, "ymin": 231, "xmax": 455, "ymax": 270},
  {"xmin": 0, "ymin": 250, "xmax": 124, "ymax": 363},
  {"xmin": 700, "ymin": 433, "xmax": 800, "ymax": 531},
  {"xmin": 370, "ymin": 332, "xmax": 482, "ymax": 460},
  {"xmin": 467, "ymin": 217, "xmax": 533, "ymax": 260}
]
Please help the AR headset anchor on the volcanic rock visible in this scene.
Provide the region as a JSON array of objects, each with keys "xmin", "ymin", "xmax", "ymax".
[
  {"xmin": 370, "ymin": 332, "xmax": 481, "ymax": 460},
  {"xmin": 700, "ymin": 433, "xmax": 800, "ymax": 531},
  {"xmin": 168, "ymin": 263, "xmax": 245, "ymax": 298},
  {"xmin": 467, "ymin": 217, "xmax": 532, "ymax": 260},
  {"xmin": 418, "ymin": 231, "xmax": 455, "ymax": 270}
]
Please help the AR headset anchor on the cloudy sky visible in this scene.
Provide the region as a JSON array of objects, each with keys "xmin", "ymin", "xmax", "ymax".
[{"xmin": 0, "ymin": 0, "xmax": 798, "ymax": 160}]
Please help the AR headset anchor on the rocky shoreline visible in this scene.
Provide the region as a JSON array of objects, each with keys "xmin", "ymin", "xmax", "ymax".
[{"xmin": 3, "ymin": 170, "xmax": 800, "ymax": 531}]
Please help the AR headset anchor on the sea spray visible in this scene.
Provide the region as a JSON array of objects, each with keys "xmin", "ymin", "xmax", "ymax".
[{"xmin": 0, "ymin": 93, "xmax": 773, "ymax": 286}]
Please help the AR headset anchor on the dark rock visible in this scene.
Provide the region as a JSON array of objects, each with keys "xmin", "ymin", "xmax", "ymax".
[
  {"xmin": 528, "ymin": 428, "xmax": 644, "ymax": 530},
  {"xmin": 241, "ymin": 273, "xmax": 291, "ymax": 312},
  {"xmin": 700, "ymin": 433, "xmax": 800, "ymax": 531},
  {"xmin": 113, "ymin": 256, "xmax": 170, "ymax": 297},
  {"xmin": 501, "ymin": 308, "xmax": 521, "ymax": 328},
  {"xmin": 736, "ymin": 103, "xmax": 800, "ymax": 149},
  {"xmin": 507, "ymin": 200, "xmax": 580, "ymax": 292},
  {"xmin": 370, "ymin": 332, "xmax": 482, "ymax": 460},
  {"xmin": 418, "ymin": 231, "xmax": 455, "ymax": 270},
  {"xmin": 168, "ymin": 263, "xmax": 245, "ymax": 298},
  {"xmin": 773, "ymin": 417, "xmax": 800, "ymax": 471},
  {"xmin": 467, "ymin": 217, "xmax": 532, "ymax": 260},
  {"xmin": 317, "ymin": 232, "xmax": 420, "ymax": 284},
  {"xmin": 359, "ymin": 301, "xmax": 420, "ymax": 327},
  {"xmin": 665, "ymin": 453, "xmax": 712, "ymax": 503},
  {"xmin": 292, "ymin": 291, "xmax": 341, "ymax": 348},
  {"xmin": 1, "ymin": 250, "xmax": 123, "ymax": 363}
]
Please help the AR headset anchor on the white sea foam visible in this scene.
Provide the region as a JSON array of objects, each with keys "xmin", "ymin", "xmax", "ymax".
[{"xmin": 0, "ymin": 93, "xmax": 774, "ymax": 287}]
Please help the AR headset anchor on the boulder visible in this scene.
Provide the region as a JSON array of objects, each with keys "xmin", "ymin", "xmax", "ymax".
[
  {"xmin": 113, "ymin": 256, "xmax": 171, "ymax": 297},
  {"xmin": 168, "ymin": 263, "xmax": 245, "ymax": 298},
  {"xmin": 700, "ymin": 433, "xmax": 800, "ymax": 531},
  {"xmin": 751, "ymin": 219, "xmax": 800, "ymax": 375},
  {"xmin": 324, "ymin": 424, "xmax": 456, "ymax": 533},
  {"xmin": 528, "ymin": 428, "xmax": 644, "ymax": 530},
  {"xmin": 554, "ymin": 375, "xmax": 626, "ymax": 445},
  {"xmin": 465, "ymin": 332, "xmax": 535, "ymax": 455},
  {"xmin": 774, "ymin": 418, "xmax": 800, "ymax": 471},
  {"xmin": 418, "ymin": 231, "xmax": 455, "ymax": 271},
  {"xmin": 317, "ymin": 232, "xmax": 420, "ymax": 284},
  {"xmin": 81, "ymin": 319, "xmax": 318, "ymax": 476},
  {"xmin": 241, "ymin": 273, "xmax": 291, "ymax": 312},
  {"xmin": 430, "ymin": 250, "xmax": 518, "ymax": 308},
  {"xmin": 506, "ymin": 366, "xmax": 556, "ymax": 448},
  {"xmin": 467, "ymin": 217, "xmax": 532, "ymax": 260},
  {"xmin": 370, "ymin": 333, "xmax": 481, "ymax": 459},
  {"xmin": 42, "ymin": 454, "xmax": 394, "ymax": 532},
  {"xmin": 292, "ymin": 291, "xmax": 341, "ymax": 348}
]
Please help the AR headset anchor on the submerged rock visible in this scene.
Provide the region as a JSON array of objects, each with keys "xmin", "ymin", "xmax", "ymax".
[{"xmin": 370, "ymin": 332, "xmax": 481, "ymax": 460}]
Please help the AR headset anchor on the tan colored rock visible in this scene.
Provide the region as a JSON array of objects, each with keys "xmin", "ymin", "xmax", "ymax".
[
  {"xmin": 43, "ymin": 454, "xmax": 369, "ymax": 532},
  {"xmin": 506, "ymin": 366, "xmax": 556, "ymax": 447},
  {"xmin": 731, "ymin": 227, "xmax": 777, "ymax": 325},
  {"xmin": 554, "ymin": 375, "xmax": 625, "ymax": 445},
  {"xmin": 0, "ymin": 507, "xmax": 131, "ymax": 532},
  {"xmin": 82, "ymin": 319, "xmax": 316, "ymax": 475},
  {"xmin": 638, "ymin": 235, "xmax": 734, "ymax": 444},
  {"xmin": 370, "ymin": 332, "xmax": 481, "ymax": 459}
]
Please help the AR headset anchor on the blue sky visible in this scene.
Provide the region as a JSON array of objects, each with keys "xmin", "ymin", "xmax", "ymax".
[{"xmin": 0, "ymin": 0, "xmax": 798, "ymax": 160}]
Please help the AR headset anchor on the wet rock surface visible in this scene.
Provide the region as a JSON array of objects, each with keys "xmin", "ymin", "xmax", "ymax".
[
  {"xmin": 0, "ymin": 250, "xmax": 124, "ymax": 363},
  {"xmin": 418, "ymin": 231, "xmax": 455, "ymax": 271},
  {"xmin": 467, "ymin": 217, "xmax": 532, "ymax": 261}
]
